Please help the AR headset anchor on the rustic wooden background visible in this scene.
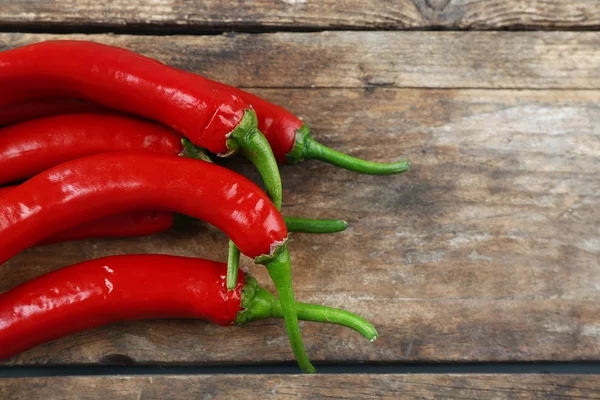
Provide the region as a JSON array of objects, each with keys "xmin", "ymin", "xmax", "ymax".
[{"xmin": 1, "ymin": 1, "xmax": 599, "ymax": 398}]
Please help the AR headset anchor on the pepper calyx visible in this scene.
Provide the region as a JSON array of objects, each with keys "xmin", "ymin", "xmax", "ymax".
[
  {"xmin": 223, "ymin": 108, "xmax": 282, "ymax": 209},
  {"xmin": 285, "ymin": 125, "xmax": 311, "ymax": 165},
  {"xmin": 235, "ymin": 274, "xmax": 380, "ymax": 341},
  {"xmin": 235, "ymin": 274, "xmax": 276, "ymax": 325},
  {"xmin": 255, "ymin": 238, "xmax": 289, "ymax": 265},
  {"xmin": 221, "ymin": 108, "xmax": 259, "ymax": 158}
]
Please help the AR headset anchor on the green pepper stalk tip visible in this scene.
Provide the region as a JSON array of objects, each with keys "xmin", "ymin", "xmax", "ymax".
[
  {"xmin": 286, "ymin": 125, "xmax": 411, "ymax": 176},
  {"xmin": 283, "ymin": 217, "xmax": 348, "ymax": 234},
  {"xmin": 256, "ymin": 243, "xmax": 315, "ymax": 374},
  {"xmin": 226, "ymin": 240, "xmax": 241, "ymax": 290}
]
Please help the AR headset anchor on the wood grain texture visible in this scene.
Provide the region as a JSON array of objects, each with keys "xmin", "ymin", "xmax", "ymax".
[
  {"xmin": 0, "ymin": 84, "xmax": 598, "ymax": 365},
  {"xmin": 0, "ymin": 0, "xmax": 598, "ymax": 30},
  {"xmin": 2, "ymin": 374, "xmax": 600, "ymax": 400},
  {"xmin": 1, "ymin": 32, "xmax": 599, "ymax": 89}
]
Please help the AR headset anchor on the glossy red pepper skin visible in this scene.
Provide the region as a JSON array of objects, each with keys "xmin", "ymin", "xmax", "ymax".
[
  {"xmin": 0, "ymin": 151, "xmax": 287, "ymax": 263},
  {"xmin": 0, "ymin": 97, "xmax": 111, "ymax": 127},
  {"xmin": 0, "ymin": 42, "xmax": 297, "ymax": 162},
  {"xmin": 0, "ymin": 41, "xmax": 248, "ymax": 154},
  {"xmin": 0, "ymin": 185, "xmax": 174, "ymax": 244},
  {"xmin": 0, "ymin": 255, "xmax": 245, "ymax": 360},
  {"xmin": 0, "ymin": 88, "xmax": 299, "ymax": 165},
  {"xmin": 0, "ymin": 113, "xmax": 183, "ymax": 185},
  {"xmin": 166, "ymin": 72, "xmax": 299, "ymax": 163}
]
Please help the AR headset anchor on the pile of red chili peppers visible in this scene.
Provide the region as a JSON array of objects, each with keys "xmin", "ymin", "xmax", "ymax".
[{"xmin": 0, "ymin": 41, "xmax": 409, "ymax": 373}]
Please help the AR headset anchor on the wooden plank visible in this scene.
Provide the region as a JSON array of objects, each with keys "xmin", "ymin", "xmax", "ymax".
[
  {"xmin": 1, "ymin": 32, "xmax": 599, "ymax": 89},
  {"xmin": 0, "ymin": 87, "xmax": 598, "ymax": 365},
  {"xmin": 2, "ymin": 374, "xmax": 600, "ymax": 399},
  {"xmin": 0, "ymin": 1, "xmax": 598, "ymax": 30},
  {"xmin": 421, "ymin": 0, "xmax": 600, "ymax": 30}
]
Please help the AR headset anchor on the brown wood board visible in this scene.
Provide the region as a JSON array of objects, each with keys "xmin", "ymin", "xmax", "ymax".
[
  {"xmin": 2, "ymin": 374, "xmax": 600, "ymax": 399},
  {"xmin": 0, "ymin": 0, "xmax": 599, "ymax": 31},
  {"xmin": 1, "ymin": 32, "xmax": 599, "ymax": 90},
  {"xmin": 0, "ymin": 84, "xmax": 597, "ymax": 364}
]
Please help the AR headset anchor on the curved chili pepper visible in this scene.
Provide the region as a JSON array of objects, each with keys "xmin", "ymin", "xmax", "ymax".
[
  {"xmin": 0, "ymin": 114, "xmax": 343, "ymax": 241},
  {"xmin": 0, "ymin": 185, "xmax": 345, "ymax": 245},
  {"xmin": 0, "ymin": 254, "xmax": 378, "ymax": 364},
  {"xmin": 44, "ymin": 214, "xmax": 347, "ymax": 245},
  {"xmin": 212, "ymin": 81, "xmax": 411, "ymax": 174},
  {"xmin": 45, "ymin": 214, "xmax": 347, "ymax": 245},
  {"xmin": 0, "ymin": 152, "xmax": 310, "ymax": 372},
  {"xmin": 0, "ymin": 97, "xmax": 112, "ymax": 127},
  {"xmin": 0, "ymin": 113, "xmax": 183, "ymax": 185},
  {"xmin": 0, "ymin": 41, "xmax": 283, "ymax": 211},
  {"xmin": 1, "ymin": 88, "xmax": 411, "ymax": 175}
]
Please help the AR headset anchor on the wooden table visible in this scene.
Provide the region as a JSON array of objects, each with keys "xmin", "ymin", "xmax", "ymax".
[{"xmin": 1, "ymin": 1, "xmax": 599, "ymax": 398}]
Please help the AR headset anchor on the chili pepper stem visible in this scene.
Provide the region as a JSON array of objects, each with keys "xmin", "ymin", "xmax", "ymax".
[
  {"xmin": 181, "ymin": 137, "xmax": 246, "ymax": 291},
  {"xmin": 227, "ymin": 245, "xmax": 241, "ymax": 291},
  {"xmin": 224, "ymin": 109, "xmax": 282, "ymax": 209},
  {"xmin": 237, "ymin": 275, "xmax": 378, "ymax": 342},
  {"xmin": 256, "ymin": 243, "xmax": 314, "ymax": 373},
  {"xmin": 227, "ymin": 240, "xmax": 241, "ymax": 290},
  {"xmin": 224, "ymin": 109, "xmax": 283, "ymax": 290},
  {"xmin": 283, "ymin": 217, "xmax": 347, "ymax": 234},
  {"xmin": 286, "ymin": 125, "xmax": 411, "ymax": 175},
  {"xmin": 227, "ymin": 214, "xmax": 347, "ymax": 288}
]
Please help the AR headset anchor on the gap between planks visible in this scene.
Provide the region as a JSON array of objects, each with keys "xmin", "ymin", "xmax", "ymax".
[{"xmin": 1, "ymin": 0, "xmax": 599, "ymax": 31}]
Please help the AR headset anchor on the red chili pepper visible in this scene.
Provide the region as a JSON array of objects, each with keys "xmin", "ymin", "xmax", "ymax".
[
  {"xmin": 213, "ymin": 80, "xmax": 411, "ymax": 174},
  {"xmin": 0, "ymin": 112, "xmax": 183, "ymax": 185},
  {"xmin": 2, "ymin": 82, "xmax": 410, "ymax": 175},
  {"xmin": 0, "ymin": 97, "xmax": 112, "ymax": 127},
  {"xmin": 0, "ymin": 255, "xmax": 377, "ymax": 364},
  {"xmin": 0, "ymin": 152, "xmax": 310, "ymax": 371},
  {"xmin": 0, "ymin": 40, "xmax": 283, "ymax": 210},
  {"xmin": 0, "ymin": 185, "xmax": 346, "ymax": 244}
]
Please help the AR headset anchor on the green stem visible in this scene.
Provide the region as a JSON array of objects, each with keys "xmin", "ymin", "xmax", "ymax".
[
  {"xmin": 226, "ymin": 248, "xmax": 242, "ymax": 291},
  {"xmin": 286, "ymin": 126, "xmax": 410, "ymax": 175},
  {"xmin": 256, "ymin": 244, "xmax": 314, "ymax": 373},
  {"xmin": 180, "ymin": 138, "xmax": 244, "ymax": 290},
  {"xmin": 237, "ymin": 275, "xmax": 378, "ymax": 342},
  {"xmin": 226, "ymin": 240, "xmax": 240, "ymax": 290},
  {"xmin": 181, "ymin": 138, "xmax": 244, "ymax": 290},
  {"xmin": 173, "ymin": 214, "xmax": 347, "ymax": 235},
  {"xmin": 283, "ymin": 217, "xmax": 347, "ymax": 234},
  {"xmin": 225, "ymin": 109, "xmax": 282, "ymax": 209},
  {"xmin": 224, "ymin": 109, "xmax": 283, "ymax": 290}
]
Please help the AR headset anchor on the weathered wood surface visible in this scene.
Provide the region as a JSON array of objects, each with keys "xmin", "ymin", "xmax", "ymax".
[
  {"xmin": 0, "ymin": 33, "xmax": 598, "ymax": 365},
  {"xmin": 0, "ymin": 0, "xmax": 599, "ymax": 31},
  {"xmin": 2, "ymin": 32, "xmax": 600, "ymax": 89},
  {"xmin": 2, "ymin": 374, "xmax": 600, "ymax": 399}
]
